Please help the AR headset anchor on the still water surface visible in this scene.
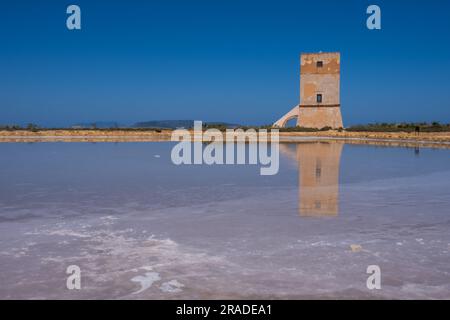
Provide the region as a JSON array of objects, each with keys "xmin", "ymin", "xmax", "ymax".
[{"xmin": 0, "ymin": 141, "xmax": 449, "ymax": 299}]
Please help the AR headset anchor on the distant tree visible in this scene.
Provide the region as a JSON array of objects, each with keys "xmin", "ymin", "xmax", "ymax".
[{"xmin": 26, "ymin": 123, "xmax": 39, "ymax": 132}]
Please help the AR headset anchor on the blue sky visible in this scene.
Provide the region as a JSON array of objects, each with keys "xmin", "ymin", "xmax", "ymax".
[{"xmin": 1, "ymin": 0, "xmax": 450, "ymax": 127}]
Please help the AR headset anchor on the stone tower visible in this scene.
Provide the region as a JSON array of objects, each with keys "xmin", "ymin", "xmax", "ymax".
[{"xmin": 274, "ymin": 52, "xmax": 343, "ymax": 129}]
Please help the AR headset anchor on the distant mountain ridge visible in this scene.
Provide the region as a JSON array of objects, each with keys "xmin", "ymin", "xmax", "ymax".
[
  {"xmin": 72, "ymin": 121, "xmax": 121, "ymax": 128},
  {"xmin": 133, "ymin": 120, "xmax": 240, "ymax": 129},
  {"xmin": 70, "ymin": 120, "xmax": 240, "ymax": 129}
]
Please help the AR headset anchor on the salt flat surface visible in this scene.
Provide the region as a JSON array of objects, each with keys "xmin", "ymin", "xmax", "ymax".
[{"xmin": 0, "ymin": 142, "xmax": 449, "ymax": 299}]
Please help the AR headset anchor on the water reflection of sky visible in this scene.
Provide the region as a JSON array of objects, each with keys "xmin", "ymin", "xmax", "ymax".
[{"xmin": 0, "ymin": 142, "xmax": 449, "ymax": 299}]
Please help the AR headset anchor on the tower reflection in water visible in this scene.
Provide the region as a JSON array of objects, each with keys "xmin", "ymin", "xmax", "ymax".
[{"xmin": 280, "ymin": 142, "xmax": 343, "ymax": 217}]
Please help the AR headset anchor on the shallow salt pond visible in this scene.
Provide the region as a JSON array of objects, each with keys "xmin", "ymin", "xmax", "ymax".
[{"xmin": 0, "ymin": 141, "xmax": 449, "ymax": 299}]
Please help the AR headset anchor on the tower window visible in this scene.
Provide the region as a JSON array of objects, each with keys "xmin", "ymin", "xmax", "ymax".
[
  {"xmin": 316, "ymin": 61, "xmax": 323, "ymax": 68},
  {"xmin": 316, "ymin": 94, "xmax": 322, "ymax": 103}
]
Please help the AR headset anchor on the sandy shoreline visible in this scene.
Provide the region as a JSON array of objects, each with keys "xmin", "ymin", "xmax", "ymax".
[{"xmin": 1, "ymin": 130, "xmax": 450, "ymax": 148}]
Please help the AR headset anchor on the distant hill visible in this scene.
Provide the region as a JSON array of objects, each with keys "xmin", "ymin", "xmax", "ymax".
[
  {"xmin": 133, "ymin": 120, "xmax": 240, "ymax": 129},
  {"xmin": 72, "ymin": 121, "xmax": 121, "ymax": 129},
  {"xmin": 70, "ymin": 120, "xmax": 241, "ymax": 129}
]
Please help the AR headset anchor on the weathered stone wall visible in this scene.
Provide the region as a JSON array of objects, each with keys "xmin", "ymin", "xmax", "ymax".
[
  {"xmin": 297, "ymin": 106, "xmax": 343, "ymax": 129},
  {"xmin": 273, "ymin": 52, "xmax": 343, "ymax": 129},
  {"xmin": 300, "ymin": 74, "xmax": 340, "ymax": 106},
  {"xmin": 300, "ymin": 52, "xmax": 340, "ymax": 75},
  {"xmin": 297, "ymin": 52, "xmax": 343, "ymax": 128}
]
